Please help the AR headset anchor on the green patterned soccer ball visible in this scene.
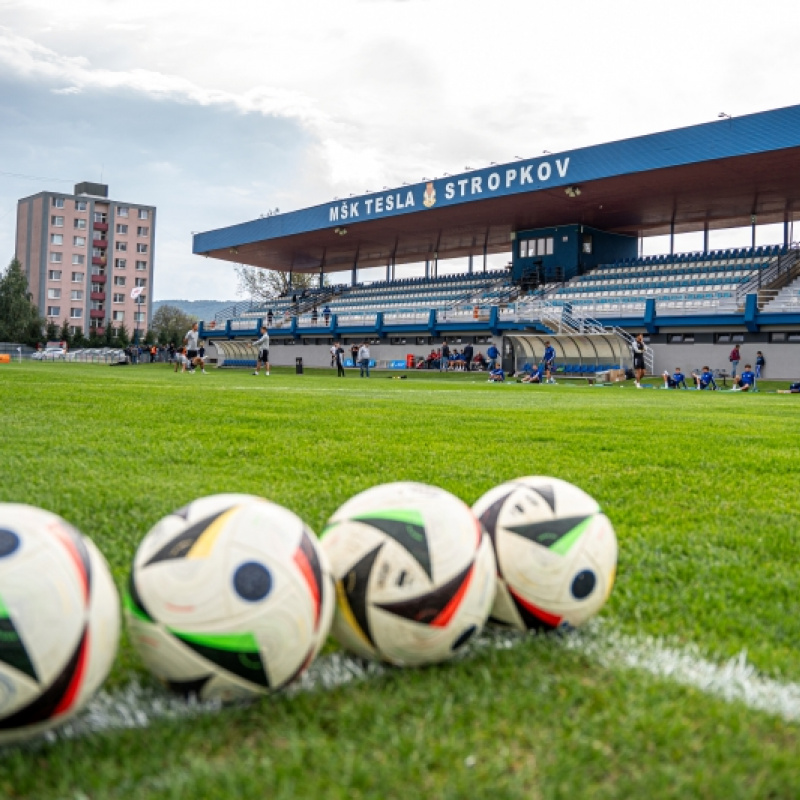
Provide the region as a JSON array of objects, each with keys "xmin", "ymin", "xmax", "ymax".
[
  {"xmin": 472, "ymin": 476, "xmax": 617, "ymax": 632},
  {"xmin": 321, "ymin": 482, "xmax": 497, "ymax": 666},
  {"xmin": 125, "ymin": 494, "xmax": 334, "ymax": 701},
  {"xmin": 0, "ymin": 503, "xmax": 120, "ymax": 744}
]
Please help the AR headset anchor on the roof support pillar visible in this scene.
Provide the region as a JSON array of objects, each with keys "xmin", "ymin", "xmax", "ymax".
[
  {"xmin": 751, "ymin": 214, "xmax": 757, "ymax": 249},
  {"xmin": 483, "ymin": 229, "xmax": 489, "ymax": 272},
  {"xmin": 351, "ymin": 247, "xmax": 359, "ymax": 287},
  {"xmin": 669, "ymin": 218, "xmax": 675, "ymax": 255},
  {"xmin": 703, "ymin": 222, "xmax": 709, "ymax": 254},
  {"xmin": 468, "ymin": 253, "xmax": 474, "ymax": 274},
  {"xmin": 425, "ymin": 259, "xmax": 430, "ymax": 279},
  {"xmin": 784, "ymin": 215, "xmax": 790, "ymax": 248},
  {"xmin": 319, "ymin": 248, "xmax": 326, "ymax": 289}
]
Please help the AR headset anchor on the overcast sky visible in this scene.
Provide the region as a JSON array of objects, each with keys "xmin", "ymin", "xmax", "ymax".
[{"xmin": 1, "ymin": 0, "xmax": 797, "ymax": 300}]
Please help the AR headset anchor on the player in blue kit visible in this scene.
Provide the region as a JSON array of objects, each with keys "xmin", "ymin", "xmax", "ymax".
[
  {"xmin": 662, "ymin": 367, "xmax": 688, "ymax": 389},
  {"xmin": 733, "ymin": 365, "xmax": 756, "ymax": 391},
  {"xmin": 692, "ymin": 366, "xmax": 718, "ymax": 390},
  {"xmin": 542, "ymin": 341, "xmax": 557, "ymax": 384}
]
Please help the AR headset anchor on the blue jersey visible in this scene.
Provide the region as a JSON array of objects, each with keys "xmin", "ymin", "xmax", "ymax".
[
  {"xmin": 490, "ymin": 368, "xmax": 505, "ymax": 380},
  {"xmin": 739, "ymin": 370, "xmax": 755, "ymax": 386},
  {"xmin": 487, "ymin": 345, "xmax": 499, "ymax": 359},
  {"xmin": 699, "ymin": 371, "xmax": 715, "ymax": 386},
  {"xmin": 543, "ymin": 346, "xmax": 556, "ymax": 364}
]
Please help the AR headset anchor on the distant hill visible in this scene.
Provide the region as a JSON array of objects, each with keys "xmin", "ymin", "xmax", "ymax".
[{"xmin": 151, "ymin": 299, "xmax": 238, "ymax": 321}]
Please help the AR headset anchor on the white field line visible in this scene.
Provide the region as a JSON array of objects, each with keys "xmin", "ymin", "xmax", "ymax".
[{"xmin": 30, "ymin": 622, "xmax": 800, "ymax": 745}]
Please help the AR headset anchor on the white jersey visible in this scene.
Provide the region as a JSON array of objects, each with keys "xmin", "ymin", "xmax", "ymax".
[
  {"xmin": 185, "ymin": 328, "xmax": 199, "ymax": 350},
  {"xmin": 358, "ymin": 345, "xmax": 370, "ymax": 361},
  {"xmin": 254, "ymin": 333, "xmax": 270, "ymax": 349}
]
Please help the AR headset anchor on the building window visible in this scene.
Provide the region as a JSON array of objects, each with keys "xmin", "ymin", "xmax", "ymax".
[
  {"xmin": 137, "ymin": 226, "xmax": 149, "ymax": 236},
  {"xmin": 48, "ymin": 270, "xmax": 62, "ymax": 280},
  {"xmin": 50, "ymin": 233, "xmax": 63, "ymax": 245},
  {"xmin": 51, "ymin": 215, "xmax": 64, "ymax": 227},
  {"xmin": 667, "ymin": 333, "xmax": 695, "ymax": 344},
  {"xmin": 73, "ymin": 235, "xmax": 86, "ymax": 246},
  {"xmin": 115, "ymin": 258, "xmax": 127, "ymax": 269},
  {"xmin": 715, "ymin": 333, "xmax": 745, "ymax": 343},
  {"xmin": 113, "ymin": 293, "xmax": 125, "ymax": 303},
  {"xmin": 72, "ymin": 254, "xmax": 85, "ymax": 265},
  {"xmin": 70, "ymin": 308, "xmax": 82, "ymax": 319},
  {"xmin": 114, "ymin": 276, "xmax": 126, "ymax": 286},
  {"xmin": 74, "ymin": 218, "xmax": 87, "ymax": 229},
  {"xmin": 134, "ymin": 311, "xmax": 145, "ymax": 323},
  {"xmin": 52, "ymin": 197, "xmax": 65, "ymax": 208},
  {"xmin": 91, "ymin": 282, "xmax": 103, "ymax": 293},
  {"xmin": 135, "ymin": 260, "xmax": 147, "ymax": 271},
  {"xmin": 519, "ymin": 237, "xmax": 554, "ymax": 258},
  {"xmin": 94, "ymin": 211, "xmax": 107, "ymax": 223},
  {"xmin": 115, "ymin": 241, "xmax": 127, "ymax": 252},
  {"xmin": 90, "ymin": 301, "xmax": 104, "ymax": 311},
  {"xmin": 75, "ymin": 200, "xmax": 87, "ymax": 211},
  {"xmin": 47, "ymin": 288, "xmax": 61, "ymax": 299},
  {"xmin": 71, "ymin": 272, "xmax": 84, "ymax": 282},
  {"xmin": 116, "ymin": 224, "xmax": 128, "ymax": 235},
  {"xmin": 112, "ymin": 311, "xmax": 125, "ymax": 322},
  {"xmin": 47, "ymin": 306, "xmax": 60, "ymax": 317},
  {"xmin": 117, "ymin": 206, "xmax": 129, "ymax": 217},
  {"xmin": 134, "ymin": 278, "xmax": 147, "ymax": 288},
  {"xmin": 49, "ymin": 252, "xmax": 63, "ymax": 263},
  {"xmin": 70, "ymin": 290, "xmax": 83, "ymax": 301},
  {"xmin": 138, "ymin": 209, "xmax": 149, "ymax": 220},
  {"xmin": 136, "ymin": 243, "xmax": 148, "ymax": 254}
]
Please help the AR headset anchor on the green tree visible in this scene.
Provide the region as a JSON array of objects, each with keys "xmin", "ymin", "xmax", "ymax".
[
  {"xmin": 59, "ymin": 319, "xmax": 73, "ymax": 349},
  {"xmin": 72, "ymin": 326, "xmax": 87, "ymax": 348},
  {"xmin": 144, "ymin": 328, "xmax": 155, "ymax": 346},
  {"xmin": 151, "ymin": 305, "xmax": 197, "ymax": 347},
  {"xmin": 45, "ymin": 320, "xmax": 59, "ymax": 343},
  {"xmin": 0, "ymin": 257, "xmax": 42, "ymax": 344},
  {"xmin": 88, "ymin": 328, "xmax": 103, "ymax": 348},
  {"xmin": 117, "ymin": 324, "xmax": 130, "ymax": 348},
  {"xmin": 104, "ymin": 321, "xmax": 114, "ymax": 346}
]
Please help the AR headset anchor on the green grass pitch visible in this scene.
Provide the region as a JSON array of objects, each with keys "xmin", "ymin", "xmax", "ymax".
[{"xmin": 1, "ymin": 362, "xmax": 799, "ymax": 799}]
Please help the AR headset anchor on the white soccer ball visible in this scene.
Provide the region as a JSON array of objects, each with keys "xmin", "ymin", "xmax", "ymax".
[
  {"xmin": 472, "ymin": 477, "xmax": 617, "ymax": 631},
  {"xmin": 0, "ymin": 504, "xmax": 120, "ymax": 744},
  {"xmin": 125, "ymin": 494, "xmax": 334, "ymax": 701},
  {"xmin": 321, "ymin": 482, "xmax": 497, "ymax": 665}
]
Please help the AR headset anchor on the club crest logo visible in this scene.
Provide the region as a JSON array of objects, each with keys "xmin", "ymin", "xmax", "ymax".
[{"xmin": 423, "ymin": 182, "xmax": 436, "ymax": 208}]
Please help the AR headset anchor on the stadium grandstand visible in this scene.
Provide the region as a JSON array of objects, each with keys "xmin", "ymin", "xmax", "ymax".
[{"xmin": 193, "ymin": 104, "xmax": 800, "ymax": 378}]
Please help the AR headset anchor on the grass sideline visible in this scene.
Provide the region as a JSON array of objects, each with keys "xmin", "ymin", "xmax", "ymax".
[{"xmin": 1, "ymin": 362, "xmax": 800, "ymax": 799}]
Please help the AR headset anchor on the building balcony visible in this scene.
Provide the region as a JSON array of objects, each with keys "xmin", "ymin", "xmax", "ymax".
[
  {"xmin": 90, "ymin": 291, "xmax": 105, "ymax": 301},
  {"xmin": 89, "ymin": 309, "xmax": 105, "ymax": 319},
  {"xmin": 93, "ymin": 239, "xmax": 108, "ymax": 249},
  {"xmin": 90, "ymin": 271, "xmax": 106, "ymax": 282},
  {"xmin": 91, "ymin": 256, "xmax": 107, "ymax": 266},
  {"xmin": 93, "ymin": 221, "xmax": 108, "ymax": 232}
]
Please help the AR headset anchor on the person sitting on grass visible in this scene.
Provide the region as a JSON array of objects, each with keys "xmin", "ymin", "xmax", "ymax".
[
  {"xmin": 692, "ymin": 366, "xmax": 718, "ymax": 391},
  {"xmin": 662, "ymin": 367, "xmax": 688, "ymax": 389},
  {"xmin": 519, "ymin": 365, "xmax": 542, "ymax": 384},
  {"xmin": 777, "ymin": 381, "xmax": 800, "ymax": 394},
  {"xmin": 488, "ymin": 366, "xmax": 505, "ymax": 382},
  {"xmin": 732, "ymin": 364, "xmax": 756, "ymax": 391}
]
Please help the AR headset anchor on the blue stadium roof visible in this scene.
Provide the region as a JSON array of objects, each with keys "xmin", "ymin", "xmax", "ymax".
[{"xmin": 193, "ymin": 104, "xmax": 800, "ymax": 274}]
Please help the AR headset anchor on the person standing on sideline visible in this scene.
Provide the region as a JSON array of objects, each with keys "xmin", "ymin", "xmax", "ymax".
[
  {"xmin": 329, "ymin": 341, "xmax": 338, "ymax": 368},
  {"xmin": 542, "ymin": 340, "xmax": 557, "ymax": 384},
  {"xmin": 358, "ymin": 341, "xmax": 371, "ymax": 377},
  {"xmin": 486, "ymin": 342, "xmax": 499, "ymax": 371},
  {"xmin": 463, "ymin": 341, "xmax": 474, "ymax": 372},
  {"xmin": 253, "ymin": 325, "xmax": 270, "ymax": 376},
  {"xmin": 755, "ymin": 350, "xmax": 766, "ymax": 379},
  {"xmin": 184, "ymin": 322, "xmax": 200, "ymax": 373},
  {"xmin": 440, "ymin": 340, "xmax": 451, "ymax": 371},
  {"xmin": 729, "ymin": 344, "xmax": 741, "ymax": 379},
  {"xmin": 335, "ymin": 341, "xmax": 346, "ymax": 377},
  {"xmin": 632, "ymin": 333, "xmax": 646, "ymax": 388},
  {"xmin": 350, "ymin": 342, "xmax": 359, "ymax": 369}
]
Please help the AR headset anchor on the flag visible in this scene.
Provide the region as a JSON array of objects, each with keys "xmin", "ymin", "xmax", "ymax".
[{"xmin": 131, "ymin": 286, "xmax": 144, "ymax": 300}]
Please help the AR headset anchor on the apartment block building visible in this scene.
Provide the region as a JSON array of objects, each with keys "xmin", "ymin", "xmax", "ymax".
[{"xmin": 15, "ymin": 182, "xmax": 156, "ymax": 338}]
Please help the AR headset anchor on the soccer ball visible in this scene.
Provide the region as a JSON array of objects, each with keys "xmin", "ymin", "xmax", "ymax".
[
  {"xmin": 125, "ymin": 494, "xmax": 334, "ymax": 701},
  {"xmin": 472, "ymin": 477, "xmax": 617, "ymax": 631},
  {"xmin": 320, "ymin": 482, "xmax": 497, "ymax": 665},
  {"xmin": 0, "ymin": 504, "xmax": 120, "ymax": 744}
]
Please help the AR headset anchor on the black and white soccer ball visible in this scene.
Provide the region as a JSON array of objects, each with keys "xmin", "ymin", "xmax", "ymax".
[
  {"xmin": 125, "ymin": 494, "xmax": 334, "ymax": 701},
  {"xmin": 0, "ymin": 504, "xmax": 120, "ymax": 744},
  {"xmin": 321, "ymin": 482, "xmax": 497, "ymax": 665},
  {"xmin": 472, "ymin": 477, "xmax": 617, "ymax": 631}
]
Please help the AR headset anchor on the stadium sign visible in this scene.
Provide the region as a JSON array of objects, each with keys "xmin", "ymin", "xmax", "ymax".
[{"xmin": 328, "ymin": 157, "xmax": 571, "ymax": 224}]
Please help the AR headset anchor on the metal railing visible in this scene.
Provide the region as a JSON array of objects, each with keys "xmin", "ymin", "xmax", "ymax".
[{"xmin": 736, "ymin": 243, "xmax": 800, "ymax": 301}]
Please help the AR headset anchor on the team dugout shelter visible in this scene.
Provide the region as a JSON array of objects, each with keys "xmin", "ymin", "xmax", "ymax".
[{"xmin": 193, "ymin": 104, "xmax": 800, "ymax": 377}]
